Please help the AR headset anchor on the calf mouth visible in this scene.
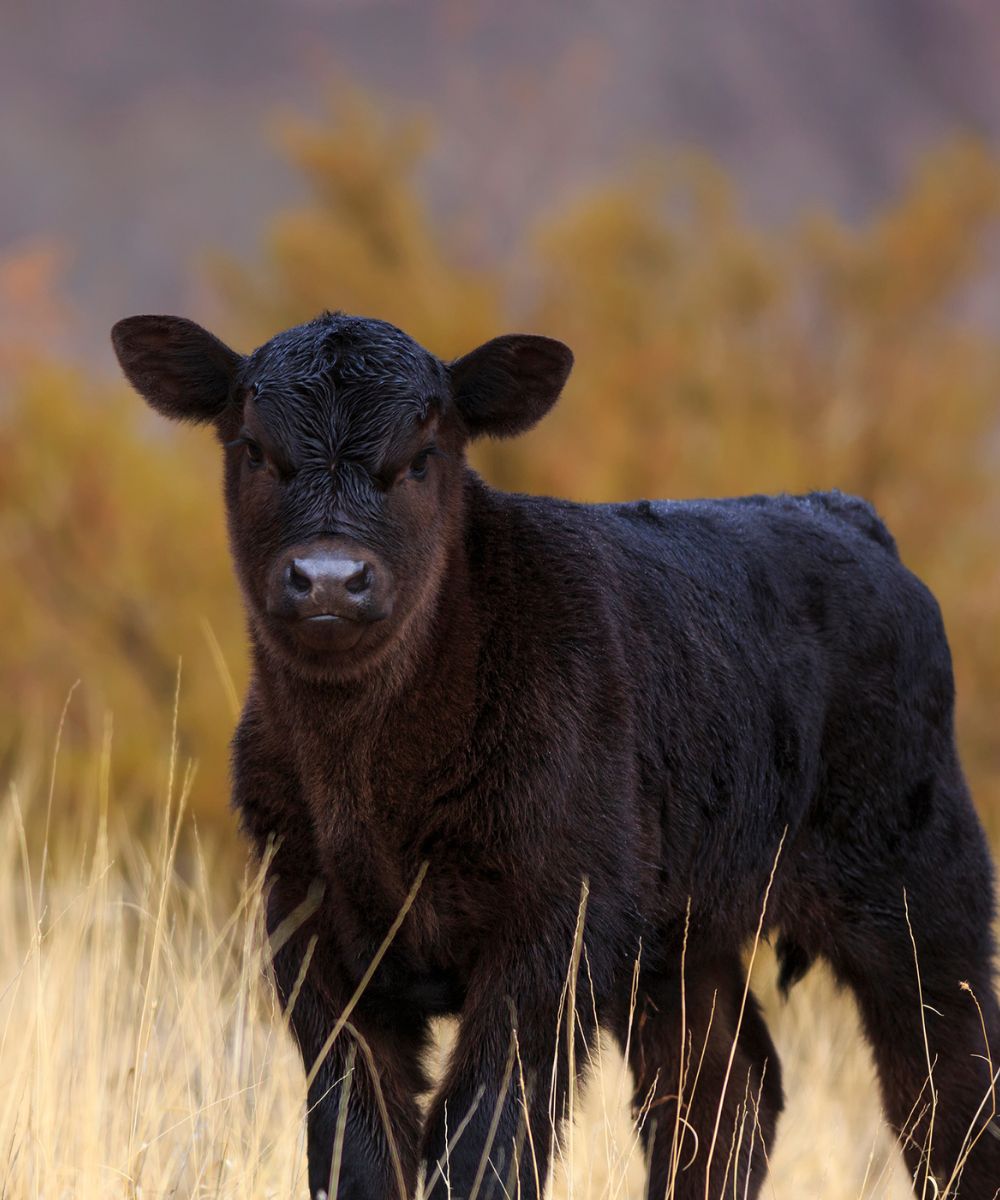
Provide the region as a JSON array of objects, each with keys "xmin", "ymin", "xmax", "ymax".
[{"xmin": 288, "ymin": 611, "xmax": 373, "ymax": 653}]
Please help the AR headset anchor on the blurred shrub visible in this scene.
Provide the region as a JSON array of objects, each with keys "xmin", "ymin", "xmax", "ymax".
[
  {"xmin": 3, "ymin": 92, "xmax": 999, "ymax": 836},
  {"xmin": 0, "ymin": 358, "xmax": 244, "ymax": 822}
]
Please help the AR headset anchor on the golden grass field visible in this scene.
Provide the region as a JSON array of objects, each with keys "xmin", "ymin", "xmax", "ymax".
[{"xmin": 5, "ymin": 704, "xmax": 961, "ymax": 1200}]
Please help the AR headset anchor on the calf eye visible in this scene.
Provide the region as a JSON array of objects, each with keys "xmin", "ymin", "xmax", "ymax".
[
  {"xmin": 224, "ymin": 429, "xmax": 272, "ymax": 473},
  {"xmin": 408, "ymin": 449, "xmax": 432, "ymax": 480}
]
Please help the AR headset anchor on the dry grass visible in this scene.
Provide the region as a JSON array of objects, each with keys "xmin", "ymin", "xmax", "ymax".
[{"xmin": 0, "ymin": 724, "xmax": 926, "ymax": 1200}]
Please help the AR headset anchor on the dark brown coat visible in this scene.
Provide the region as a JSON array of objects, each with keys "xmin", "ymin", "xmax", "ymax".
[{"xmin": 113, "ymin": 311, "xmax": 1000, "ymax": 1200}]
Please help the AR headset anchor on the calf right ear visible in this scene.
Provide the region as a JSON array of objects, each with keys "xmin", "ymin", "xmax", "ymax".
[{"xmin": 111, "ymin": 315, "xmax": 243, "ymax": 423}]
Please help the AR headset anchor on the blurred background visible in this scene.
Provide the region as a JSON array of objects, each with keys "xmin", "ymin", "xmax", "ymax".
[
  {"xmin": 3, "ymin": 0, "xmax": 1000, "ymax": 843},
  {"xmin": 2, "ymin": 7, "xmax": 1000, "ymax": 1197}
]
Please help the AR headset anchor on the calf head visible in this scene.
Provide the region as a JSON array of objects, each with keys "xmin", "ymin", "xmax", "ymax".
[{"xmin": 111, "ymin": 311, "xmax": 573, "ymax": 680}]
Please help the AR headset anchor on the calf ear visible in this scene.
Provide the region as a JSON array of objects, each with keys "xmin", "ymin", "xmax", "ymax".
[
  {"xmin": 448, "ymin": 334, "xmax": 573, "ymax": 439},
  {"xmin": 110, "ymin": 315, "xmax": 243, "ymax": 423}
]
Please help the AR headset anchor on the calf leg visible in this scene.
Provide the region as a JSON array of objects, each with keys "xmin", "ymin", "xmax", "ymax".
[
  {"xmin": 820, "ymin": 767, "xmax": 1000, "ymax": 1196},
  {"xmin": 267, "ymin": 882, "xmax": 430, "ymax": 1200},
  {"xmin": 617, "ymin": 955, "xmax": 783, "ymax": 1200},
  {"xmin": 422, "ymin": 951, "xmax": 597, "ymax": 1200},
  {"xmin": 833, "ymin": 911, "xmax": 1000, "ymax": 1195}
]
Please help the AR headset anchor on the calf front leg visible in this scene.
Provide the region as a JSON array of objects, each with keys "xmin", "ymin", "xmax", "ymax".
[
  {"xmin": 422, "ymin": 951, "xmax": 596, "ymax": 1200},
  {"xmin": 267, "ymin": 881, "xmax": 430, "ymax": 1200}
]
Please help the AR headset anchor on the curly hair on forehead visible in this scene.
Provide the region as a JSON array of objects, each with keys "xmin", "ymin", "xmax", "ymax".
[
  {"xmin": 238, "ymin": 321, "xmax": 441, "ymax": 476},
  {"xmin": 241, "ymin": 312, "xmax": 446, "ymax": 436},
  {"xmin": 247, "ymin": 311, "xmax": 439, "ymax": 380}
]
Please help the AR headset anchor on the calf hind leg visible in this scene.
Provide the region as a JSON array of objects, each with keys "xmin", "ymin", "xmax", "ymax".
[
  {"xmin": 839, "ymin": 927, "xmax": 1000, "ymax": 1195},
  {"xmin": 828, "ymin": 787, "xmax": 1000, "ymax": 1196},
  {"xmin": 617, "ymin": 955, "xmax": 783, "ymax": 1200}
]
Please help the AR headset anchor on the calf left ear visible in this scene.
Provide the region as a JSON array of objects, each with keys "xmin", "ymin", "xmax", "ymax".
[
  {"xmin": 111, "ymin": 315, "xmax": 243, "ymax": 424},
  {"xmin": 448, "ymin": 334, "xmax": 573, "ymax": 439}
]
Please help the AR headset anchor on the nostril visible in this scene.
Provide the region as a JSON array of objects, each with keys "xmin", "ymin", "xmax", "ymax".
[
  {"xmin": 286, "ymin": 560, "xmax": 313, "ymax": 596},
  {"xmin": 344, "ymin": 563, "xmax": 372, "ymax": 596}
]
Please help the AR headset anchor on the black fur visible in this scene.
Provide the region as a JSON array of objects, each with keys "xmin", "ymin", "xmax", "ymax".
[{"xmin": 113, "ymin": 311, "xmax": 1000, "ymax": 1200}]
